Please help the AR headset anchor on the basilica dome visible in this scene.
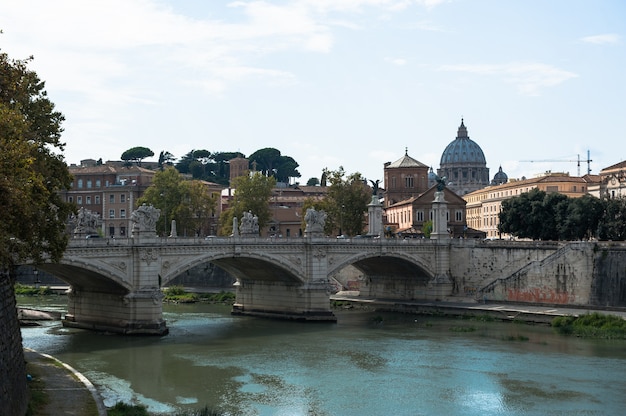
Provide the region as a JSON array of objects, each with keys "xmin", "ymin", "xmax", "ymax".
[
  {"xmin": 440, "ymin": 119, "xmax": 486, "ymax": 166},
  {"xmin": 437, "ymin": 119, "xmax": 490, "ymax": 195}
]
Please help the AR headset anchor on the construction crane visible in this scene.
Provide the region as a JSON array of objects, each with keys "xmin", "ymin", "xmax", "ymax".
[{"xmin": 520, "ymin": 150, "xmax": 592, "ymax": 176}]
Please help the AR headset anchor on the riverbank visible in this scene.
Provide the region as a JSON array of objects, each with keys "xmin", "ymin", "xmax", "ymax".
[
  {"xmin": 24, "ymin": 349, "xmax": 107, "ymax": 416},
  {"xmin": 330, "ymin": 291, "xmax": 626, "ymax": 324}
]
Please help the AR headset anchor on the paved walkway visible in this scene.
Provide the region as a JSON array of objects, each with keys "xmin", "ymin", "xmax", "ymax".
[
  {"xmin": 24, "ymin": 349, "xmax": 107, "ymax": 416},
  {"xmin": 331, "ymin": 292, "xmax": 626, "ymax": 323}
]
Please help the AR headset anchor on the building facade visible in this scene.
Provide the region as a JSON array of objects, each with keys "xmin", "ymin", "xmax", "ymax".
[
  {"xmin": 383, "ymin": 150, "xmax": 429, "ymax": 207},
  {"xmin": 587, "ymin": 160, "xmax": 626, "ymax": 199},
  {"xmin": 464, "ymin": 172, "xmax": 598, "ymax": 238},
  {"xmin": 61, "ymin": 160, "xmax": 156, "ymax": 237}
]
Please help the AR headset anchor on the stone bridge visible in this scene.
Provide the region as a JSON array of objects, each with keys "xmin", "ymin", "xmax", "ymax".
[
  {"xmin": 35, "ymin": 234, "xmax": 626, "ymax": 335},
  {"xmin": 37, "ymin": 235, "xmax": 453, "ymax": 335}
]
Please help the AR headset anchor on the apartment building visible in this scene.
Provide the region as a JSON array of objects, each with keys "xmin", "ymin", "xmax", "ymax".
[
  {"xmin": 61, "ymin": 159, "xmax": 155, "ymax": 237},
  {"xmin": 464, "ymin": 172, "xmax": 599, "ymax": 238}
]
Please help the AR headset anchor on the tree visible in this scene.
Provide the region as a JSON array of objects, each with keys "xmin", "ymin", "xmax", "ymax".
[
  {"xmin": 121, "ymin": 146, "xmax": 154, "ymax": 166},
  {"xmin": 1, "ymin": 49, "xmax": 74, "ymax": 415},
  {"xmin": 249, "ymin": 147, "xmax": 301, "ymax": 183},
  {"xmin": 598, "ymin": 198, "xmax": 626, "ymax": 241},
  {"xmin": 307, "ymin": 177, "xmax": 320, "ymax": 186},
  {"xmin": 174, "ymin": 180, "xmax": 218, "ymax": 237},
  {"xmin": 323, "ymin": 167, "xmax": 371, "ymax": 236},
  {"xmin": 0, "ymin": 53, "xmax": 74, "ymax": 267},
  {"xmin": 558, "ymin": 195, "xmax": 604, "ymax": 240},
  {"xmin": 138, "ymin": 167, "xmax": 186, "ymax": 236},
  {"xmin": 218, "ymin": 172, "xmax": 276, "ymax": 235},
  {"xmin": 138, "ymin": 167, "xmax": 218, "ymax": 236},
  {"xmin": 157, "ymin": 150, "xmax": 175, "ymax": 171}
]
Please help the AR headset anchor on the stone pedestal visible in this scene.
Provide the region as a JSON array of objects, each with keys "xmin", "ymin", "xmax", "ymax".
[
  {"xmin": 367, "ymin": 196, "xmax": 383, "ymax": 237},
  {"xmin": 430, "ymin": 191, "xmax": 448, "ymax": 240}
]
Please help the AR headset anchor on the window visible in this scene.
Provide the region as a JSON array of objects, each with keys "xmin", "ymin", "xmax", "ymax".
[
  {"xmin": 456, "ymin": 210, "xmax": 463, "ymax": 222},
  {"xmin": 109, "ymin": 226, "xmax": 115, "ymax": 237},
  {"xmin": 87, "ymin": 179, "xmax": 92, "ymax": 189},
  {"xmin": 120, "ymin": 209, "xmax": 126, "ymax": 219},
  {"xmin": 121, "ymin": 194, "xmax": 126, "ymax": 203},
  {"xmin": 391, "ymin": 176, "xmax": 397, "ymax": 189},
  {"xmin": 77, "ymin": 196, "xmax": 82, "ymax": 204},
  {"xmin": 120, "ymin": 226, "xmax": 126, "ymax": 236},
  {"xmin": 77, "ymin": 179, "xmax": 83, "ymax": 189},
  {"xmin": 415, "ymin": 210, "xmax": 424, "ymax": 222},
  {"xmin": 86, "ymin": 196, "xmax": 91, "ymax": 204},
  {"xmin": 405, "ymin": 176, "xmax": 414, "ymax": 188},
  {"xmin": 68, "ymin": 196, "xmax": 73, "ymax": 203},
  {"xmin": 95, "ymin": 195, "xmax": 100, "ymax": 204},
  {"xmin": 95, "ymin": 179, "xmax": 101, "ymax": 188},
  {"xmin": 109, "ymin": 209, "xmax": 115, "ymax": 218},
  {"xmin": 109, "ymin": 195, "xmax": 115, "ymax": 203}
]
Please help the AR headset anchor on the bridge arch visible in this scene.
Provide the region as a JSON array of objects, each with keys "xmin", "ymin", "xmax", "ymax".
[
  {"xmin": 160, "ymin": 252, "xmax": 305, "ymax": 287},
  {"xmin": 328, "ymin": 251, "xmax": 435, "ymax": 282},
  {"xmin": 37, "ymin": 257, "xmax": 132, "ymax": 294}
]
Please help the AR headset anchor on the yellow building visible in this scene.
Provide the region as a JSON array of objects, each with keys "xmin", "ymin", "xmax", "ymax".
[{"xmin": 464, "ymin": 172, "xmax": 598, "ymax": 238}]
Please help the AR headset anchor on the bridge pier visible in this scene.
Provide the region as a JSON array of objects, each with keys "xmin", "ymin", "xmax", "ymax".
[
  {"xmin": 232, "ymin": 279, "xmax": 336, "ymax": 321},
  {"xmin": 63, "ymin": 288, "xmax": 168, "ymax": 335}
]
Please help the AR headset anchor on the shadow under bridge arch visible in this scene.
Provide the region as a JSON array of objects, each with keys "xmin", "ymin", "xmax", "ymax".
[
  {"xmin": 331, "ymin": 253, "xmax": 435, "ymax": 299},
  {"xmin": 209, "ymin": 255, "xmax": 305, "ymax": 284}
]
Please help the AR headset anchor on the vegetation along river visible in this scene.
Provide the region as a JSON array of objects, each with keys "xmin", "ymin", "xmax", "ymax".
[{"xmin": 19, "ymin": 295, "xmax": 626, "ymax": 415}]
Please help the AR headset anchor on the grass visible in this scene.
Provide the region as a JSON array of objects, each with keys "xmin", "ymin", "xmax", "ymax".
[
  {"xmin": 552, "ymin": 312, "xmax": 626, "ymax": 339},
  {"xmin": 14, "ymin": 283, "xmax": 53, "ymax": 296},
  {"xmin": 25, "ymin": 365, "xmax": 48, "ymax": 416},
  {"xmin": 162, "ymin": 286, "xmax": 235, "ymax": 304}
]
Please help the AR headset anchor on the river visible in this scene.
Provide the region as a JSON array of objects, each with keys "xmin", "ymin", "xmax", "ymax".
[{"xmin": 18, "ymin": 295, "xmax": 626, "ymax": 415}]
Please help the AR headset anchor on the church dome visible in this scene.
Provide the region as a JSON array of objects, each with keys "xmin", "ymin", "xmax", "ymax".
[
  {"xmin": 491, "ymin": 166, "xmax": 508, "ymax": 185},
  {"xmin": 440, "ymin": 119, "xmax": 486, "ymax": 166}
]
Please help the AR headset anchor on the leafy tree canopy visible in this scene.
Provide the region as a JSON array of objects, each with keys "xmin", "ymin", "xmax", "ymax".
[
  {"xmin": 249, "ymin": 147, "xmax": 301, "ymax": 183},
  {"xmin": 138, "ymin": 167, "xmax": 218, "ymax": 237},
  {"xmin": 323, "ymin": 167, "xmax": 371, "ymax": 236},
  {"xmin": 499, "ymin": 189, "xmax": 626, "ymax": 241},
  {"xmin": 219, "ymin": 172, "xmax": 276, "ymax": 235},
  {"xmin": 121, "ymin": 146, "xmax": 154, "ymax": 166},
  {"xmin": 0, "ymin": 51, "xmax": 74, "ymax": 268}
]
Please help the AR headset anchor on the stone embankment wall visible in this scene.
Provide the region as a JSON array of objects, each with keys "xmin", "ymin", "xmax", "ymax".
[
  {"xmin": 0, "ymin": 273, "xmax": 28, "ymax": 416},
  {"xmin": 460, "ymin": 242, "xmax": 626, "ymax": 307}
]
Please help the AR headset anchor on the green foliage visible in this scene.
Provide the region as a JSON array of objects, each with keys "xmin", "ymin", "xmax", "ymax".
[
  {"xmin": 138, "ymin": 167, "xmax": 217, "ymax": 237},
  {"xmin": 14, "ymin": 283, "xmax": 52, "ymax": 296},
  {"xmin": 107, "ymin": 402, "xmax": 149, "ymax": 416},
  {"xmin": 248, "ymin": 147, "xmax": 301, "ymax": 183},
  {"xmin": 552, "ymin": 312, "xmax": 626, "ymax": 339},
  {"xmin": 163, "ymin": 286, "xmax": 199, "ymax": 303},
  {"xmin": 176, "ymin": 150, "xmax": 243, "ymax": 186},
  {"xmin": 323, "ymin": 167, "xmax": 371, "ymax": 236},
  {"xmin": 218, "ymin": 172, "xmax": 276, "ymax": 235},
  {"xmin": 158, "ymin": 150, "xmax": 175, "ymax": 170},
  {"xmin": 1, "ymin": 50, "xmax": 75, "ymax": 269},
  {"xmin": 120, "ymin": 146, "xmax": 154, "ymax": 166},
  {"xmin": 422, "ymin": 220, "xmax": 433, "ymax": 238},
  {"xmin": 174, "ymin": 406, "xmax": 224, "ymax": 416},
  {"xmin": 499, "ymin": 189, "xmax": 626, "ymax": 241},
  {"xmin": 306, "ymin": 177, "xmax": 320, "ymax": 186},
  {"xmin": 597, "ymin": 198, "xmax": 626, "ymax": 240},
  {"xmin": 199, "ymin": 291, "xmax": 235, "ymax": 303}
]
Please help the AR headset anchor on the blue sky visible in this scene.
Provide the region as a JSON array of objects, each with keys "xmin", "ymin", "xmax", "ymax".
[{"xmin": 2, "ymin": 0, "xmax": 625, "ymax": 185}]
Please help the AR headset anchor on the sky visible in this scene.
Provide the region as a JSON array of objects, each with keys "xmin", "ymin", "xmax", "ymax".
[{"xmin": 2, "ymin": 0, "xmax": 625, "ymax": 185}]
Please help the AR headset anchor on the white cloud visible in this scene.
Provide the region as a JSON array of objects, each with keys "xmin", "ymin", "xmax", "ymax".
[
  {"xmin": 441, "ymin": 62, "xmax": 578, "ymax": 96},
  {"xmin": 581, "ymin": 34, "xmax": 620, "ymax": 45}
]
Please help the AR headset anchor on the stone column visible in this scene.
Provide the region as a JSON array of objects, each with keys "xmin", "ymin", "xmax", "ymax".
[
  {"xmin": 430, "ymin": 191, "xmax": 448, "ymax": 240},
  {"xmin": 428, "ymin": 191, "xmax": 453, "ymax": 298},
  {"xmin": 367, "ymin": 195, "xmax": 383, "ymax": 237}
]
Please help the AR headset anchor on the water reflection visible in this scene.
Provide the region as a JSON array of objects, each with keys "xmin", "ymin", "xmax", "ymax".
[{"xmin": 19, "ymin": 296, "xmax": 626, "ymax": 415}]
